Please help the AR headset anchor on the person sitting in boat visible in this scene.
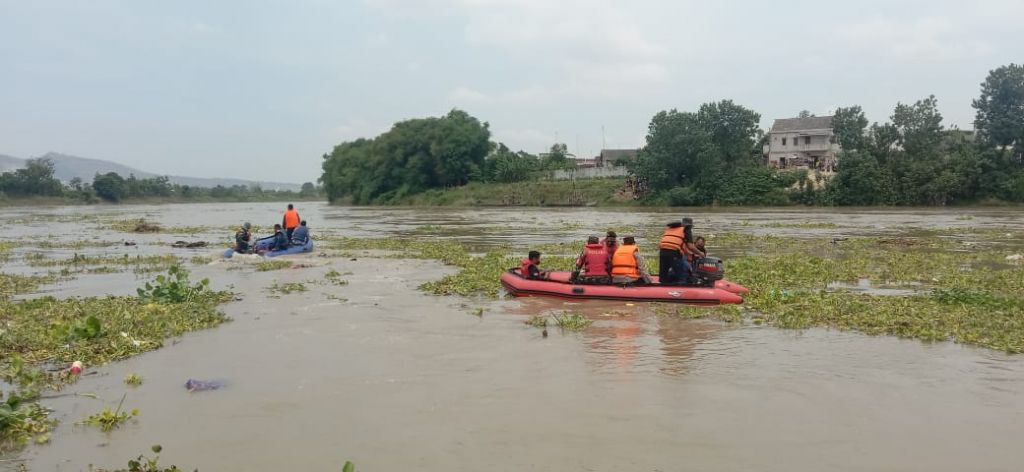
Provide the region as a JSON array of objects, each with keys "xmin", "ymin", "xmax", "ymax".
[
  {"xmin": 692, "ymin": 236, "xmax": 707, "ymax": 262},
  {"xmin": 602, "ymin": 231, "xmax": 619, "ymax": 261},
  {"xmin": 234, "ymin": 222, "xmax": 253, "ymax": 254},
  {"xmin": 520, "ymin": 250, "xmax": 549, "ymax": 280},
  {"xmin": 672, "ymin": 218, "xmax": 703, "ymax": 285},
  {"xmin": 266, "ymin": 224, "xmax": 290, "ymax": 252},
  {"xmin": 611, "ymin": 236, "xmax": 652, "ymax": 285},
  {"xmin": 573, "ymin": 236, "xmax": 611, "ymax": 284},
  {"xmin": 291, "ymin": 220, "xmax": 310, "ymax": 246}
]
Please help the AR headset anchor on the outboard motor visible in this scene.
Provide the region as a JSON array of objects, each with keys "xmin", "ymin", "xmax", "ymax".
[{"xmin": 693, "ymin": 256, "xmax": 725, "ymax": 286}]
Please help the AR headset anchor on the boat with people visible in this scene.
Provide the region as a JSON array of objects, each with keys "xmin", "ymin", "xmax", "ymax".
[
  {"xmin": 223, "ymin": 237, "xmax": 314, "ymax": 259},
  {"xmin": 501, "ymin": 269, "xmax": 746, "ymax": 305}
]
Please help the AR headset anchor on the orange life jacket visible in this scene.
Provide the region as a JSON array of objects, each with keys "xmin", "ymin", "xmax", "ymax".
[
  {"xmin": 659, "ymin": 226, "xmax": 687, "ymax": 253},
  {"xmin": 283, "ymin": 209, "xmax": 300, "ymax": 229},
  {"xmin": 520, "ymin": 258, "xmax": 536, "ymax": 278},
  {"xmin": 581, "ymin": 244, "xmax": 609, "ymax": 277},
  {"xmin": 611, "ymin": 245, "xmax": 640, "ymax": 278}
]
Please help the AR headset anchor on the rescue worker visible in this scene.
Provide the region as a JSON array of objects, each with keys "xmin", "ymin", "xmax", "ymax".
[
  {"xmin": 658, "ymin": 220, "xmax": 686, "ymax": 284},
  {"xmin": 234, "ymin": 222, "xmax": 253, "ymax": 253},
  {"xmin": 610, "ymin": 236, "xmax": 652, "ymax": 285},
  {"xmin": 267, "ymin": 224, "xmax": 289, "ymax": 252},
  {"xmin": 520, "ymin": 250, "xmax": 548, "ymax": 280},
  {"xmin": 672, "ymin": 217, "xmax": 702, "ymax": 285},
  {"xmin": 693, "ymin": 236, "xmax": 707, "ymax": 263},
  {"xmin": 602, "ymin": 231, "xmax": 619, "ymax": 263},
  {"xmin": 573, "ymin": 236, "xmax": 611, "ymax": 284},
  {"xmin": 291, "ymin": 220, "xmax": 310, "ymax": 246},
  {"xmin": 282, "ymin": 204, "xmax": 301, "ymax": 240}
]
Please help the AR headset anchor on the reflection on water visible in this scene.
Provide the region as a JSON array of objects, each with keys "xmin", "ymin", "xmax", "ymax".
[{"xmin": 4, "ymin": 203, "xmax": 1024, "ymax": 471}]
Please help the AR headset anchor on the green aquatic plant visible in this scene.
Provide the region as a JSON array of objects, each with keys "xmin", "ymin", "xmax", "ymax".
[
  {"xmin": 137, "ymin": 266, "xmax": 212, "ymax": 304},
  {"xmin": 256, "ymin": 260, "xmax": 292, "ymax": 271},
  {"xmin": 91, "ymin": 445, "xmax": 189, "ymax": 472},
  {"xmin": 0, "ymin": 272, "xmax": 56, "ymax": 301},
  {"xmin": 0, "ymin": 390, "xmax": 55, "ymax": 449},
  {"xmin": 79, "ymin": 395, "xmax": 138, "ymax": 432},
  {"xmin": 268, "ymin": 281, "xmax": 308, "ymax": 296},
  {"xmin": 189, "ymin": 255, "xmax": 213, "ymax": 265},
  {"xmin": 324, "ymin": 269, "xmax": 349, "ymax": 286},
  {"xmin": 526, "ymin": 315, "xmax": 548, "ymax": 328},
  {"xmin": 551, "ymin": 311, "xmax": 592, "ymax": 331},
  {"xmin": 124, "ymin": 373, "xmax": 143, "ymax": 387}
]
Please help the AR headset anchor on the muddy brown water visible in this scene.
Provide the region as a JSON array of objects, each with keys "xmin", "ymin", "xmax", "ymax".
[{"xmin": 3, "ymin": 203, "xmax": 1024, "ymax": 471}]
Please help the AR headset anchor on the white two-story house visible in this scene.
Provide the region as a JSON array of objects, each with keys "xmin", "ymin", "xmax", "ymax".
[{"xmin": 764, "ymin": 116, "xmax": 840, "ymax": 171}]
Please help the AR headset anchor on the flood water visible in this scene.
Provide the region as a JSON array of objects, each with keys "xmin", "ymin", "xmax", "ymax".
[{"xmin": 4, "ymin": 203, "xmax": 1024, "ymax": 471}]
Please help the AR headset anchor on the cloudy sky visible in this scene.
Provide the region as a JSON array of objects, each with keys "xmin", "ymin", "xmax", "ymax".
[{"xmin": 2, "ymin": 0, "xmax": 1022, "ymax": 183}]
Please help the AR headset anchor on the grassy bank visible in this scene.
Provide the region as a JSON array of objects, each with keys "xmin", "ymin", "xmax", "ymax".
[
  {"xmin": 325, "ymin": 227, "xmax": 1024, "ymax": 353},
  {"xmin": 383, "ymin": 178, "xmax": 632, "ymax": 206}
]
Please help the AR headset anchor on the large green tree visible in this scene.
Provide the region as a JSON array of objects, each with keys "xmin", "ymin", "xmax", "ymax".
[
  {"xmin": 831, "ymin": 106, "xmax": 869, "ymax": 151},
  {"xmin": 973, "ymin": 63, "xmax": 1024, "ymax": 155},
  {"xmin": 892, "ymin": 95, "xmax": 944, "ymax": 157},
  {"xmin": 320, "ymin": 109, "xmax": 490, "ymax": 204},
  {"xmin": 92, "ymin": 172, "xmax": 127, "ymax": 202},
  {"xmin": 0, "ymin": 158, "xmax": 64, "ymax": 197}
]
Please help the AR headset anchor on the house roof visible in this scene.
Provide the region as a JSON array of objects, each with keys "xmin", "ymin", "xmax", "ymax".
[
  {"xmin": 770, "ymin": 116, "xmax": 834, "ymax": 133},
  {"xmin": 599, "ymin": 149, "xmax": 639, "ymax": 159}
]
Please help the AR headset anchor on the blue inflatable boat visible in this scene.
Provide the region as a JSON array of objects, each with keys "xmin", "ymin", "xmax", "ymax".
[{"xmin": 223, "ymin": 238, "xmax": 314, "ymax": 259}]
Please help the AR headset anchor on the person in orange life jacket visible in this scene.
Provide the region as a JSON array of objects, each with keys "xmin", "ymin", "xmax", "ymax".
[
  {"xmin": 611, "ymin": 236, "xmax": 652, "ymax": 285},
  {"xmin": 658, "ymin": 220, "xmax": 686, "ymax": 284},
  {"xmin": 601, "ymin": 231, "xmax": 619, "ymax": 263},
  {"xmin": 520, "ymin": 250, "xmax": 549, "ymax": 280},
  {"xmin": 573, "ymin": 236, "xmax": 611, "ymax": 284},
  {"xmin": 282, "ymin": 204, "xmax": 301, "ymax": 240},
  {"xmin": 672, "ymin": 217, "xmax": 702, "ymax": 285}
]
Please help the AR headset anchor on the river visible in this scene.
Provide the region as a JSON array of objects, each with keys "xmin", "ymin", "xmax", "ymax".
[{"xmin": 4, "ymin": 203, "xmax": 1024, "ymax": 471}]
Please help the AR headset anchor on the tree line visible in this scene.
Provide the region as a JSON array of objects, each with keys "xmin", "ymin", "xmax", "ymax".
[
  {"xmin": 0, "ymin": 160, "xmax": 321, "ymax": 203},
  {"xmin": 320, "ymin": 109, "xmax": 579, "ymax": 204},
  {"xmin": 320, "ymin": 64, "xmax": 1023, "ymax": 206}
]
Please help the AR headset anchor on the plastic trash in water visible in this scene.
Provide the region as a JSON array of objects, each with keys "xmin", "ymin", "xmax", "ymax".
[{"xmin": 185, "ymin": 379, "xmax": 225, "ymax": 392}]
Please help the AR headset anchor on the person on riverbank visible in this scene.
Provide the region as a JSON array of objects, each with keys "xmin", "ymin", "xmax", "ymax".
[
  {"xmin": 611, "ymin": 236, "xmax": 652, "ymax": 285},
  {"xmin": 282, "ymin": 204, "xmax": 301, "ymax": 240},
  {"xmin": 658, "ymin": 220, "xmax": 686, "ymax": 284},
  {"xmin": 234, "ymin": 222, "xmax": 253, "ymax": 253},
  {"xmin": 574, "ymin": 236, "xmax": 611, "ymax": 284},
  {"xmin": 520, "ymin": 250, "xmax": 549, "ymax": 280},
  {"xmin": 291, "ymin": 220, "xmax": 310, "ymax": 246}
]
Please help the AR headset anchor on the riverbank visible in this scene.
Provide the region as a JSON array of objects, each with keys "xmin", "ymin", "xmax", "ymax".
[{"xmin": 361, "ymin": 178, "xmax": 633, "ymax": 206}]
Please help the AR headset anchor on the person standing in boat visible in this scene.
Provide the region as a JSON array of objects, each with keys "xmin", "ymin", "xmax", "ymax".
[
  {"xmin": 282, "ymin": 204, "xmax": 301, "ymax": 240},
  {"xmin": 672, "ymin": 218, "xmax": 703, "ymax": 285},
  {"xmin": 291, "ymin": 220, "xmax": 310, "ymax": 246},
  {"xmin": 234, "ymin": 222, "xmax": 253, "ymax": 254},
  {"xmin": 658, "ymin": 220, "xmax": 686, "ymax": 284},
  {"xmin": 520, "ymin": 250, "xmax": 549, "ymax": 280},
  {"xmin": 611, "ymin": 236, "xmax": 652, "ymax": 285},
  {"xmin": 573, "ymin": 236, "xmax": 611, "ymax": 284}
]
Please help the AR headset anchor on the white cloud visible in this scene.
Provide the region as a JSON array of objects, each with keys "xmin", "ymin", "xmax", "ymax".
[{"xmin": 837, "ymin": 16, "xmax": 991, "ymax": 62}]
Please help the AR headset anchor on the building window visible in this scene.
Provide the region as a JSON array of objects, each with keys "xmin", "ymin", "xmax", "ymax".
[
  {"xmin": 805, "ymin": 136, "xmax": 811, "ymax": 145},
  {"xmin": 782, "ymin": 138, "xmax": 787, "ymax": 146}
]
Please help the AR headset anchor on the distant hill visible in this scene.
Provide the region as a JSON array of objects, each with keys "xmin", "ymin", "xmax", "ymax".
[{"xmin": 0, "ymin": 152, "xmax": 302, "ymax": 191}]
